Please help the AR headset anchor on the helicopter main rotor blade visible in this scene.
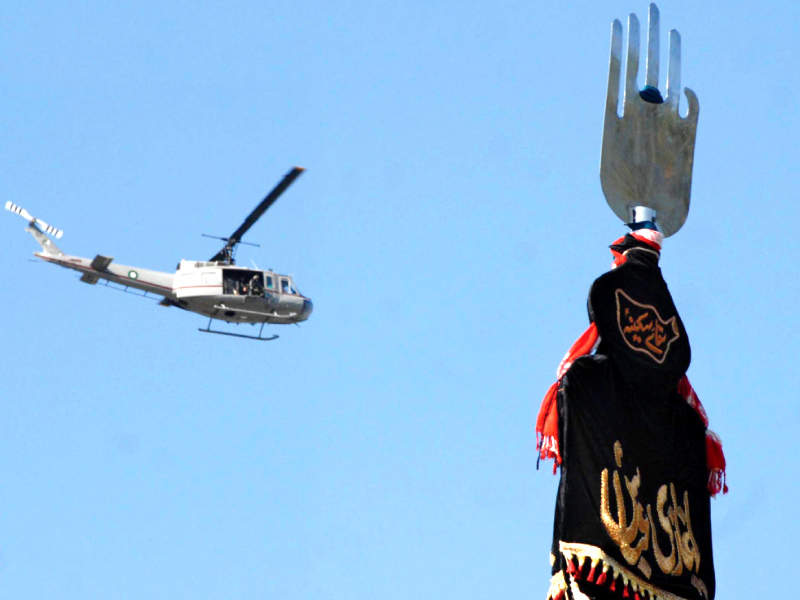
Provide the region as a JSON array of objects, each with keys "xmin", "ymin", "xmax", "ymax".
[
  {"xmin": 210, "ymin": 166, "xmax": 304, "ymax": 263},
  {"xmin": 230, "ymin": 166, "xmax": 304, "ymax": 244}
]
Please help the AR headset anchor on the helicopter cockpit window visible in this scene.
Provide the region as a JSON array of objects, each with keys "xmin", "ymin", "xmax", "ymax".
[{"xmin": 280, "ymin": 277, "xmax": 298, "ymax": 295}]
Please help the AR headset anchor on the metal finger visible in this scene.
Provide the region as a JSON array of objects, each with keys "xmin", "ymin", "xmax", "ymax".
[
  {"xmin": 684, "ymin": 87, "xmax": 700, "ymax": 122},
  {"xmin": 645, "ymin": 3, "xmax": 660, "ymax": 90},
  {"xmin": 606, "ymin": 19, "xmax": 623, "ymax": 118},
  {"xmin": 624, "ymin": 13, "xmax": 640, "ymax": 103},
  {"xmin": 665, "ymin": 29, "xmax": 681, "ymax": 109}
]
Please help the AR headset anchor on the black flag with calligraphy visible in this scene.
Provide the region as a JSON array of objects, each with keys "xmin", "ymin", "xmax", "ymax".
[{"xmin": 546, "ymin": 236, "xmax": 716, "ymax": 600}]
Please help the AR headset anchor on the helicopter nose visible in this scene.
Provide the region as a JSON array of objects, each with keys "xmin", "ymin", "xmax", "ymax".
[{"xmin": 300, "ymin": 298, "xmax": 313, "ymax": 320}]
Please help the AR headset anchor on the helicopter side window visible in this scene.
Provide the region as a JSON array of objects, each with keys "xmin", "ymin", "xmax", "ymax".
[{"xmin": 265, "ymin": 276, "xmax": 274, "ymax": 290}]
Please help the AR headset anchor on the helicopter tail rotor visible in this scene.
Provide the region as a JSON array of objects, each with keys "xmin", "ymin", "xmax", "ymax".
[
  {"xmin": 6, "ymin": 201, "xmax": 65, "ymax": 256},
  {"xmin": 5, "ymin": 202, "xmax": 64, "ymax": 239}
]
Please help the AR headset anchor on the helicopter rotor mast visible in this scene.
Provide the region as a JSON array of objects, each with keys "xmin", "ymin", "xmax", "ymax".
[{"xmin": 210, "ymin": 166, "xmax": 305, "ymax": 265}]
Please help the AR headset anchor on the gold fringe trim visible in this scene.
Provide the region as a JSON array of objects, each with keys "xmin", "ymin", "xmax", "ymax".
[
  {"xmin": 569, "ymin": 580, "xmax": 592, "ymax": 599},
  {"xmin": 545, "ymin": 571, "xmax": 566, "ymax": 600},
  {"xmin": 558, "ymin": 542, "xmax": 708, "ymax": 600}
]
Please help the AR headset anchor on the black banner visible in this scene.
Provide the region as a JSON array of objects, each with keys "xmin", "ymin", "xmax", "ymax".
[{"xmin": 549, "ymin": 243, "xmax": 715, "ymax": 600}]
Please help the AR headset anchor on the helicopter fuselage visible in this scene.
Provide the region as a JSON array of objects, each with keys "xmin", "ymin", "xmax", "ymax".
[
  {"xmin": 172, "ymin": 259, "xmax": 312, "ymax": 324},
  {"xmin": 34, "ymin": 245, "xmax": 312, "ymax": 326}
]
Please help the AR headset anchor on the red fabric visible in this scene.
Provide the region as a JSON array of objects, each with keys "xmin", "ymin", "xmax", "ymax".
[
  {"xmin": 610, "ymin": 230, "xmax": 663, "ymax": 267},
  {"xmin": 706, "ymin": 429, "xmax": 728, "ymax": 495},
  {"xmin": 535, "ymin": 323, "xmax": 599, "ymax": 469},
  {"xmin": 536, "ymin": 233, "xmax": 728, "ymax": 496},
  {"xmin": 678, "ymin": 376, "xmax": 728, "ymax": 495},
  {"xmin": 678, "ymin": 375, "xmax": 709, "ymax": 426}
]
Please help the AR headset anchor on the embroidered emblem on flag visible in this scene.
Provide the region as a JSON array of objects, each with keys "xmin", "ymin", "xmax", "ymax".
[{"xmin": 615, "ymin": 289, "xmax": 680, "ymax": 363}]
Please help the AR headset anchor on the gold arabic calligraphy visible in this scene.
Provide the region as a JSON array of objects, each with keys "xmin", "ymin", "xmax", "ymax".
[
  {"xmin": 600, "ymin": 441, "xmax": 701, "ymax": 579},
  {"xmin": 615, "ymin": 289, "xmax": 679, "ymax": 364}
]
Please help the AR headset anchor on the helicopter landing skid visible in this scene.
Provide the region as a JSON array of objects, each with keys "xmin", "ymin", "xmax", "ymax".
[{"xmin": 198, "ymin": 319, "xmax": 279, "ymax": 341}]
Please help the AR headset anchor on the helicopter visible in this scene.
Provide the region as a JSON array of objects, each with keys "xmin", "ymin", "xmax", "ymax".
[{"xmin": 6, "ymin": 166, "xmax": 312, "ymax": 341}]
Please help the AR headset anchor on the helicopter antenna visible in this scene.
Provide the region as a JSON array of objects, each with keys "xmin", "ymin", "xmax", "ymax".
[
  {"xmin": 203, "ymin": 234, "xmax": 259, "ymax": 263},
  {"xmin": 202, "ymin": 234, "xmax": 260, "ymax": 247},
  {"xmin": 209, "ymin": 166, "xmax": 305, "ymax": 265},
  {"xmin": 5, "ymin": 202, "xmax": 64, "ymax": 238}
]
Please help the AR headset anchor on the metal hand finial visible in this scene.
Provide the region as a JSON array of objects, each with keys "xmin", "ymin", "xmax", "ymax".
[{"xmin": 600, "ymin": 3, "xmax": 699, "ymax": 237}]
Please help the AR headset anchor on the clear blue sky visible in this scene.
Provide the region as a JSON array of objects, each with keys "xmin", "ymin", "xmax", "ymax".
[{"xmin": 1, "ymin": 2, "xmax": 796, "ymax": 599}]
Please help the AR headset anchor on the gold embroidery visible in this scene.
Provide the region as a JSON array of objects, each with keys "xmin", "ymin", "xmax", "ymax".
[
  {"xmin": 691, "ymin": 574, "xmax": 709, "ymax": 598},
  {"xmin": 637, "ymin": 555, "xmax": 652, "ymax": 579},
  {"xmin": 674, "ymin": 484, "xmax": 701, "ymax": 573},
  {"xmin": 614, "ymin": 440, "xmax": 624, "ymax": 468},
  {"xmin": 615, "ymin": 289, "xmax": 680, "ymax": 364},
  {"xmin": 600, "ymin": 442, "xmax": 652, "ymax": 571},
  {"xmin": 651, "ymin": 487, "xmax": 677, "ymax": 573},
  {"xmin": 600, "ymin": 442, "xmax": 701, "ymax": 582}
]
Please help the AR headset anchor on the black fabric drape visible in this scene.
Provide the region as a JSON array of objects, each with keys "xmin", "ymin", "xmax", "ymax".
[{"xmin": 549, "ymin": 241, "xmax": 715, "ymax": 600}]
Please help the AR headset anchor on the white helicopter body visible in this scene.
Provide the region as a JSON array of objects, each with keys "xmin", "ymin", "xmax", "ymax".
[{"xmin": 7, "ymin": 167, "xmax": 312, "ymax": 340}]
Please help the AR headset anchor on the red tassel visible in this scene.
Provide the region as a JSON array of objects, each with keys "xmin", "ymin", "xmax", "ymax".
[
  {"xmin": 587, "ymin": 565, "xmax": 596, "ymax": 583},
  {"xmin": 595, "ymin": 571, "xmax": 607, "ymax": 586},
  {"xmin": 565, "ymin": 558, "xmax": 576, "ymax": 576},
  {"xmin": 706, "ymin": 430, "xmax": 728, "ymax": 496},
  {"xmin": 634, "ymin": 592, "xmax": 643, "ymax": 600},
  {"xmin": 573, "ymin": 557, "xmax": 583, "ymax": 580},
  {"xmin": 536, "ymin": 383, "xmax": 561, "ymax": 467},
  {"xmin": 609, "ymin": 577, "xmax": 616, "ymax": 592},
  {"xmin": 622, "ymin": 584, "xmax": 630, "ymax": 598}
]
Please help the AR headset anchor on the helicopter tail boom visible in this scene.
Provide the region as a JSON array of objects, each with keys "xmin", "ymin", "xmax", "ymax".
[{"xmin": 26, "ymin": 222, "xmax": 64, "ymax": 256}]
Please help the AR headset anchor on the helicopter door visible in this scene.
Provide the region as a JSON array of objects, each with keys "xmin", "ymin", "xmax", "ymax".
[
  {"xmin": 223, "ymin": 269, "xmax": 267, "ymax": 297},
  {"xmin": 175, "ymin": 269, "xmax": 223, "ymax": 298}
]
